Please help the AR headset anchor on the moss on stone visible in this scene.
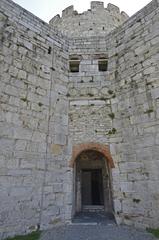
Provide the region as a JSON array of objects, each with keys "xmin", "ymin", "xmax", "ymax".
[
  {"xmin": 108, "ymin": 113, "xmax": 115, "ymax": 119},
  {"xmin": 147, "ymin": 228, "xmax": 159, "ymax": 238},
  {"xmin": 5, "ymin": 231, "xmax": 41, "ymax": 240}
]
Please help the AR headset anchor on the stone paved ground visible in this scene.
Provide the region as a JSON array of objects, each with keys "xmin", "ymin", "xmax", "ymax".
[
  {"xmin": 40, "ymin": 213, "xmax": 157, "ymax": 240},
  {"xmin": 40, "ymin": 224, "xmax": 157, "ymax": 240}
]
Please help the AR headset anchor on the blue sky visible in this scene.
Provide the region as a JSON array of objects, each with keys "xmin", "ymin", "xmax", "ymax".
[{"xmin": 13, "ymin": 0, "xmax": 151, "ymax": 22}]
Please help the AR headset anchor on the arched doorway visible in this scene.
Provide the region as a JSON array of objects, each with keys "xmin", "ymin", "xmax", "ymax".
[{"xmin": 74, "ymin": 149, "xmax": 113, "ymax": 214}]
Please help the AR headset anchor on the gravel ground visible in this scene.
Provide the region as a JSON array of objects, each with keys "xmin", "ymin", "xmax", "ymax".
[{"xmin": 40, "ymin": 223, "xmax": 157, "ymax": 240}]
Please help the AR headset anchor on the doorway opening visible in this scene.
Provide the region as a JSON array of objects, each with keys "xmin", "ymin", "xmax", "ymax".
[
  {"xmin": 82, "ymin": 169, "xmax": 104, "ymax": 206},
  {"xmin": 74, "ymin": 149, "xmax": 113, "ymax": 214}
]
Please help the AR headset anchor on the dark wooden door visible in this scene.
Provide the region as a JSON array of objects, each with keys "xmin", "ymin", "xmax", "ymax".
[{"xmin": 82, "ymin": 169, "xmax": 104, "ymax": 206}]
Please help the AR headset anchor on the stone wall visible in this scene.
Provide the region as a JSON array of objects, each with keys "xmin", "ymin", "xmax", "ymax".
[
  {"xmin": 109, "ymin": 0, "xmax": 159, "ymax": 228},
  {"xmin": 68, "ymin": 39, "xmax": 114, "ymax": 146},
  {"xmin": 49, "ymin": 1, "xmax": 129, "ymax": 38},
  {"xmin": 0, "ymin": 0, "xmax": 159, "ymax": 238},
  {"xmin": 68, "ymin": 0, "xmax": 159, "ymax": 229},
  {"xmin": 0, "ymin": 0, "xmax": 71, "ymax": 238}
]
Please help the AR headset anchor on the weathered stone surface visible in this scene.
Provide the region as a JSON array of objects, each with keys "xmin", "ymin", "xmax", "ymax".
[
  {"xmin": 0, "ymin": 0, "xmax": 159, "ymax": 239},
  {"xmin": 51, "ymin": 144, "xmax": 63, "ymax": 155},
  {"xmin": 49, "ymin": 2, "xmax": 128, "ymax": 38}
]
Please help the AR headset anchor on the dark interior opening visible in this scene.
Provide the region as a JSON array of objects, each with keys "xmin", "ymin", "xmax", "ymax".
[
  {"xmin": 98, "ymin": 59, "xmax": 108, "ymax": 71},
  {"xmin": 82, "ymin": 169, "xmax": 104, "ymax": 205},
  {"xmin": 69, "ymin": 59, "xmax": 80, "ymax": 72}
]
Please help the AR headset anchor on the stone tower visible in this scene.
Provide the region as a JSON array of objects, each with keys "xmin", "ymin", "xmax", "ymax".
[
  {"xmin": 0, "ymin": 0, "xmax": 159, "ymax": 239},
  {"xmin": 49, "ymin": 2, "xmax": 128, "ymax": 37}
]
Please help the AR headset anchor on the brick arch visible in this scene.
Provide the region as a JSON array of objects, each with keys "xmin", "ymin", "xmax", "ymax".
[{"xmin": 69, "ymin": 142, "xmax": 115, "ymax": 168}]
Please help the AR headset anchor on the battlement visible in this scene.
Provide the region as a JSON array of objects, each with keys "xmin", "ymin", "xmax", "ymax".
[
  {"xmin": 49, "ymin": 2, "xmax": 129, "ymax": 37},
  {"xmin": 62, "ymin": 5, "xmax": 74, "ymax": 17},
  {"xmin": 0, "ymin": 0, "xmax": 159, "ymax": 238},
  {"xmin": 107, "ymin": 3, "xmax": 120, "ymax": 13},
  {"xmin": 91, "ymin": 1, "xmax": 104, "ymax": 10},
  {"xmin": 50, "ymin": 2, "xmax": 127, "ymax": 20}
]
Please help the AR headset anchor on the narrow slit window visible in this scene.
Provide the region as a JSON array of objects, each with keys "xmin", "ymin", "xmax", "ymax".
[
  {"xmin": 98, "ymin": 59, "xmax": 108, "ymax": 72},
  {"xmin": 69, "ymin": 59, "xmax": 80, "ymax": 73}
]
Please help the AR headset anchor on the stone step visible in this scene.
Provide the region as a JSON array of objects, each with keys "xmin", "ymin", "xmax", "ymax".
[{"xmin": 82, "ymin": 205, "xmax": 105, "ymax": 212}]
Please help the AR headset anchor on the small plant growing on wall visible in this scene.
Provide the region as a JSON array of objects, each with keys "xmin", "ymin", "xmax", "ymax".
[
  {"xmin": 144, "ymin": 108, "xmax": 154, "ymax": 114},
  {"xmin": 108, "ymin": 113, "xmax": 115, "ymax": 119},
  {"xmin": 66, "ymin": 93, "xmax": 71, "ymax": 97},
  {"xmin": 20, "ymin": 97, "xmax": 28, "ymax": 102},
  {"xmin": 100, "ymin": 97, "xmax": 108, "ymax": 101},
  {"xmin": 112, "ymin": 94, "xmax": 116, "ymax": 98},
  {"xmin": 108, "ymin": 128, "xmax": 117, "ymax": 135},
  {"xmin": 87, "ymin": 93, "xmax": 94, "ymax": 97},
  {"xmin": 133, "ymin": 199, "xmax": 141, "ymax": 203},
  {"xmin": 108, "ymin": 90, "xmax": 114, "ymax": 95},
  {"xmin": 38, "ymin": 102, "xmax": 43, "ymax": 107}
]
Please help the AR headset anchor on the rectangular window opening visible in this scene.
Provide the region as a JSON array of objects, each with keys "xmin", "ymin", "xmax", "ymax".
[
  {"xmin": 98, "ymin": 59, "xmax": 108, "ymax": 72},
  {"xmin": 69, "ymin": 60, "xmax": 80, "ymax": 73}
]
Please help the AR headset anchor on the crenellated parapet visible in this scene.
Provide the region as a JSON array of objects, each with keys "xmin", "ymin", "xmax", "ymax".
[
  {"xmin": 0, "ymin": 0, "xmax": 159, "ymax": 238},
  {"xmin": 62, "ymin": 5, "xmax": 75, "ymax": 17},
  {"xmin": 49, "ymin": 1, "xmax": 129, "ymax": 37},
  {"xmin": 91, "ymin": 1, "xmax": 104, "ymax": 9}
]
